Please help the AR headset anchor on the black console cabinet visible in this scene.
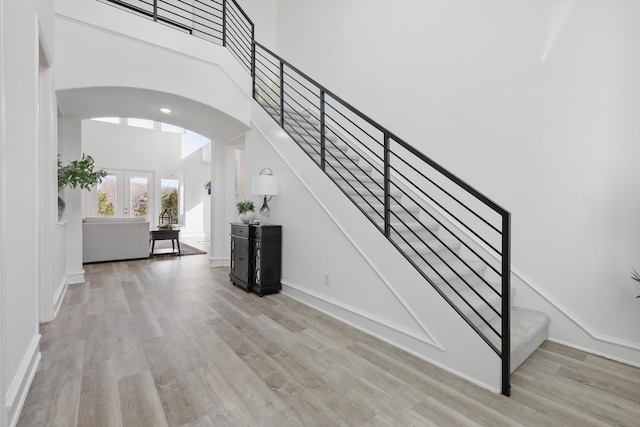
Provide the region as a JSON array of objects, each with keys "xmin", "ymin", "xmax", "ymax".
[{"xmin": 230, "ymin": 223, "xmax": 282, "ymax": 296}]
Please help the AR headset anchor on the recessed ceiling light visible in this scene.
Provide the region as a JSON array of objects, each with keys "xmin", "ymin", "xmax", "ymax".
[{"xmin": 160, "ymin": 107, "xmax": 172, "ymax": 114}]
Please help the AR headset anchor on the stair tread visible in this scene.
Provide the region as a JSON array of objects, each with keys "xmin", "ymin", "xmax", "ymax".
[{"xmin": 480, "ymin": 307, "xmax": 550, "ymax": 373}]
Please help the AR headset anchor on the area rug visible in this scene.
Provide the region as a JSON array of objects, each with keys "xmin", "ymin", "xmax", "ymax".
[{"xmin": 151, "ymin": 240, "xmax": 207, "ymax": 256}]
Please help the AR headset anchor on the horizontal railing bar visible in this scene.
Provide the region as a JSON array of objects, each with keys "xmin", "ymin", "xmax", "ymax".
[
  {"xmin": 275, "ymin": 110, "xmax": 385, "ymax": 207},
  {"xmin": 228, "ymin": 0, "xmax": 254, "ymax": 26},
  {"xmin": 387, "ymin": 212, "xmax": 498, "ymax": 312},
  {"xmin": 227, "ymin": 37, "xmax": 251, "ymax": 63},
  {"xmin": 391, "ymin": 154, "xmax": 501, "ymax": 242},
  {"xmin": 254, "ymin": 56, "xmax": 280, "ymax": 79},
  {"xmin": 325, "ymin": 100, "xmax": 384, "ymax": 150},
  {"xmin": 226, "ymin": 40, "xmax": 251, "ymax": 65},
  {"xmin": 226, "ymin": 10, "xmax": 252, "ymax": 41},
  {"xmin": 391, "ymin": 150, "xmax": 501, "ymax": 237},
  {"xmin": 254, "ymin": 39, "xmax": 509, "ymax": 218},
  {"xmin": 389, "ymin": 162, "xmax": 502, "ymax": 258},
  {"xmin": 388, "ymin": 230, "xmax": 502, "ymax": 355},
  {"xmin": 283, "ymin": 68, "xmax": 321, "ymax": 99},
  {"xmin": 254, "ymin": 76, "xmax": 280, "ymax": 106},
  {"xmin": 389, "ymin": 222, "xmax": 502, "ymax": 338},
  {"xmin": 170, "ymin": 0, "xmax": 223, "ymax": 22},
  {"xmin": 282, "ymin": 85, "xmax": 320, "ymax": 115},
  {"xmin": 194, "ymin": 0, "xmax": 223, "ymax": 13},
  {"xmin": 386, "ymin": 193, "xmax": 502, "ymax": 290},
  {"xmin": 325, "ymin": 115, "xmax": 384, "ymax": 164}
]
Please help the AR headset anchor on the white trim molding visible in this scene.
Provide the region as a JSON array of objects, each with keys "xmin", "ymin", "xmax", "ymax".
[
  {"xmin": 513, "ymin": 267, "xmax": 640, "ymax": 357},
  {"xmin": 66, "ymin": 270, "xmax": 85, "ymax": 285},
  {"xmin": 251, "ymin": 114, "xmax": 442, "ymax": 349},
  {"xmin": 282, "ymin": 281, "xmax": 444, "ymax": 351},
  {"xmin": 5, "ymin": 335, "xmax": 40, "ymax": 427},
  {"xmin": 208, "ymin": 256, "xmax": 230, "ymax": 267},
  {"xmin": 52, "ymin": 277, "xmax": 68, "ymax": 319}
]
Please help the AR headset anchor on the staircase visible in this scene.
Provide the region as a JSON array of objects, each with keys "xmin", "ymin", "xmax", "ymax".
[
  {"xmin": 99, "ymin": 0, "xmax": 550, "ymax": 396},
  {"xmin": 258, "ymin": 98, "xmax": 550, "ymax": 377}
]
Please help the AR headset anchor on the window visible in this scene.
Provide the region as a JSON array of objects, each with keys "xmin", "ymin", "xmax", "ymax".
[
  {"xmin": 160, "ymin": 173, "xmax": 184, "ymax": 223},
  {"xmin": 127, "ymin": 118, "xmax": 154, "ymax": 129},
  {"xmin": 97, "ymin": 174, "xmax": 118, "ymax": 217}
]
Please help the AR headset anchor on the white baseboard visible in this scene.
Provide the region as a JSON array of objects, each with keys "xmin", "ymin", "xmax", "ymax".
[
  {"xmin": 53, "ymin": 276, "xmax": 69, "ymax": 318},
  {"xmin": 282, "ymin": 281, "xmax": 443, "ymax": 350},
  {"xmin": 281, "ymin": 281, "xmax": 499, "ymax": 394},
  {"xmin": 208, "ymin": 256, "xmax": 229, "ymax": 267},
  {"xmin": 66, "ymin": 269, "xmax": 85, "ymax": 285},
  {"xmin": 5, "ymin": 335, "xmax": 41, "ymax": 427}
]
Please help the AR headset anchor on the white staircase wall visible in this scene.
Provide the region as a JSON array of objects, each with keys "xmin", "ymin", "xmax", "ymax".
[
  {"xmin": 273, "ymin": 0, "xmax": 640, "ymax": 368},
  {"xmin": 247, "ymin": 101, "xmax": 502, "ymax": 392}
]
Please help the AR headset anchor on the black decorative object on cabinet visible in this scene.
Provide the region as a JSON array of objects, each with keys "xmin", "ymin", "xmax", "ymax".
[{"xmin": 230, "ymin": 223, "xmax": 281, "ymax": 296}]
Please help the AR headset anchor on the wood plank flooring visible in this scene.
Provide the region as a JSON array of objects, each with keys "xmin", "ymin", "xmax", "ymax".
[{"xmin": 17, "ymin": 255, "xmax": 640, "ymax": 426}]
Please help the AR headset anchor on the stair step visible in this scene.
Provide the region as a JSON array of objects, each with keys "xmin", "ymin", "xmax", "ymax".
[
  {"xmin": 309, "ymin": 151, "xmax": 361, "ymax": 163},
  {"xmin": 326, "ymin": 160, "xmax": 372, "ymax": 174},
  {"xmin": 260, "ymin": 81, "xmax": 551, "ymax": 382},
  {"xmin": 358, "ymin": 203, "xmax": 420, "ymax": 220},
  {"xmin": 446, "ymin": 285, "xmax": 502, "ymax": 330},
  {"xmin": 284, "ymin": 119, "xmax": 323, "ymax": 133},
  {"xmin": 481, "ymin": 307, "xmax": 550, "ymax": 373},
  {"xmin": 289, "ymin": 128, "xmax": 340, "ymax": 144},
  {"xmin": 344, "ymin": 186, "xmax": 402, "ymax": 199},
  {"xmin": 389, "ymin": 222, "xmax": 440, "ymax": 244},
  {"xmin": 258, "ymin": 99, "xmax": 314, "ymax": 120},
  {"xmin": 330, "ymin": 172, "xmax": 381, "ymax": 187},
  {"xmin": 396, "ymin": 239, "xmax": 461, "ymax": 265},
  {"xmin": 417, "ymin": 258, "xmax": 488, "ymax": 287}
]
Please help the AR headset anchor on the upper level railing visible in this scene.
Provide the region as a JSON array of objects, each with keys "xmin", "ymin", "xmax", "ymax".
[
  {"xmin": 102, "ymin": 0, "xmax": 253, "ymax": 73},
  {"xmin": 100, "ymin": 0, "xmax": 511, "ymax": 396}
]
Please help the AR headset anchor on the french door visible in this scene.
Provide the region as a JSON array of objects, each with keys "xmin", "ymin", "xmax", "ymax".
[{"xmin": 89, "ymin": 169, "xmax": 155, "ymax": 221}]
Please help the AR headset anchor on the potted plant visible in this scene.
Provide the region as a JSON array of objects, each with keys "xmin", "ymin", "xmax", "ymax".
[
  {"xmin": 57, "ymin": 153, "xmax": 106, "ymax": 220},
  {"xmin": 204, "ymin": 180, "xmax": 211, "ymax": 195},
  {"xmin": 236, "ymin": 200, "xmax": 255, "ymax": 223}
]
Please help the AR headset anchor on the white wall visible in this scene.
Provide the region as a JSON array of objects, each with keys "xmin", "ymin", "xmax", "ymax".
[
  {"xmin": 247, "ymin": 102, "xmax": 501, "ymax": 391},
  {"xmin": 1, "ymin": 0, "xmax": 56, "ymax": 425},
  {"xmin": 82, "ymin": 120, "xmax": 212, "ymax": 235},
  {"xmin": 238, "ymin": 0, "xmax": 278, "ymax": 51},
  {"xmin": 272, "ymin": 0, "xmax": 640, "ymax": 362}
]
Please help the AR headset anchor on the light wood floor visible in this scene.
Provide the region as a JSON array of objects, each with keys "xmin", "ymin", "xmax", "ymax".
[{"xmin": 17, "ymin": 255, "xmax": 640, "ymax": 426}]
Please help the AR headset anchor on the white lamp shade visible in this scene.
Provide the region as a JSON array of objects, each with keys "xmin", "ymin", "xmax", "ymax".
[{"xmin": 251, "ymin": 175, "xmax": 278, "ymax": 196}]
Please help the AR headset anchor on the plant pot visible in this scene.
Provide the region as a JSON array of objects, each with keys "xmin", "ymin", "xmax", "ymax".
[
  {"xmin": 239, "ymin": 210, "xmax": 255, "ymax": 223},
  {"xmin": 58, "ymin": 196, "xmax": 65, "ymax": 221}
]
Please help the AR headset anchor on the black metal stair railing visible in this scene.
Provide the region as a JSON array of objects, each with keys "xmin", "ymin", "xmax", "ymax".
[
  {"xmin": 99, "ymin": 0, "xmax": 253, "ymax": 73},
  {"xmin": 99, "ymin": 0, "xmax": 511, "ymax": 396},
  {"xmin": 254, "ymin": 41, "xmax": 511, "ymax": 395}
]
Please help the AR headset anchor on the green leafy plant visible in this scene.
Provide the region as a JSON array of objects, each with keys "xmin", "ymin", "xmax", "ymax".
[
  {"xmin": 236, "ymin": 200, "xmax": 255, "ymax": 214},
  {"xmin": 158, "ymin": 223, "xmax": 174, "ymax": 230},
  {"xmin": 58, "ymin": 154, "xmax": 107, "ymax": 192},
  {"xmin": 632, "ymin": 267, "xmax": 640, "ymax": 298},
  {"xmin": 204, "ymin": 180, "xmax": 211, "ymax": 190}
]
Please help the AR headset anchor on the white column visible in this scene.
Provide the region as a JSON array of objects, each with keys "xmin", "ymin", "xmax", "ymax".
[
  {"xmin": 209, "ymin": 139, "xmax": 228, "ymax": 266},
  {"xmin": 61, "ymin": 117, "xmax": 85, "ymax": 284}
]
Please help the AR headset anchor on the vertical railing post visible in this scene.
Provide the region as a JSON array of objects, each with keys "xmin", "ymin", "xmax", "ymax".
[
  {"xmin": 383, "ymin": 134, "xmax": 391, "ymax": 238},
  {"xmin": 320, "ymin": 91, "xmax": 326, "ymax": 171},
  {"xmin": 222, "ymin": 0, "xmax": 227, "ymax": 47},
  {"xmin": 153, "ymin": 0, "xmax": 158, "ymax": 22},
  {"xmin": 251, "ymin": 39, "xmax": 256, "ymax": 100},
  {"xmin": 501, "ymin": 211, "xmax": 511, "ymax": 396},
  {"xmin": 279, "ymin": 60, "xmax": 285, "ymax": 128}
]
